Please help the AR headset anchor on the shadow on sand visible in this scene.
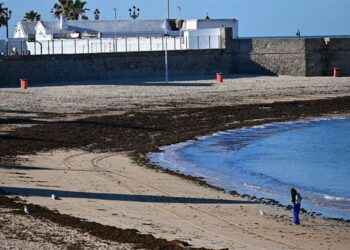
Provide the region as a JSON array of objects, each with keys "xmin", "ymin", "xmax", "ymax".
[
  {"xmin": 0, "ymin": 186, "xmax": 257, "ymax": 205},
  {"xmin": 0, "ymin": 163, "xmax": 109, "ymax": 173}
]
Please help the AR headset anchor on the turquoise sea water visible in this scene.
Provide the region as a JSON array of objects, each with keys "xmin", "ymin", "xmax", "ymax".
[{"xmin": 149, "ymin": 117, "xmax": 350, "ymax": 219}]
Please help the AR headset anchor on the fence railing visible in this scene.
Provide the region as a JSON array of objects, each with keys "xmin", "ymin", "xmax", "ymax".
[{"xmin": 0, "ymin": 35, "xmax": 222, "ymax": 56}]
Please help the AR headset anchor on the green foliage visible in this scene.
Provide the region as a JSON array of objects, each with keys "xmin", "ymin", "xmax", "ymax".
[
  {"xmin": 0, "ymin": 2, "xmax": 9, "ymax": 27},
  {"xmin": 53, "ymin": 0, "xmax": 89, "ymax": 20},
  {"xmin": 24, "ymin": 10, "xmax": 41, "ymax": 21}
]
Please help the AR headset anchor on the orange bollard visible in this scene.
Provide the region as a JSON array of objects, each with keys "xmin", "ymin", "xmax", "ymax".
[
  {"xmin": 333, "ymin": 68, "xmax": 340, "ymax": 77},
  {"xmin": 216, "ymin": 73, "xmax": 223, "ymax": 83},
  {"xmin": 20, "ymin": 79, "xmax": 28, "ymax": 89}
]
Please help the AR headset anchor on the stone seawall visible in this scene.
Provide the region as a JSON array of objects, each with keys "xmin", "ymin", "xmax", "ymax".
[
  {"xmin": 0, "ymin": 34, "xmax": 349, "ymax": 86},
  {"xmin": 228, "ymin": 38, "xmax": 306, "ymax": 76},
  {"xmin": 227, "ymin": 37, "xmax": 350, "ymax": 77},
  {"xmin": 305, "ymin": 38, "xmax": 350, "ymax": 76},
  {"xmin": 0, "ymin": 49, "xmax": 232, "ymax": 86}
]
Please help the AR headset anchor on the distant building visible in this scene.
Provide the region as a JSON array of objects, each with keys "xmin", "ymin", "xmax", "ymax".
[
  {"xmin": 6, "ymin": 16, "xmax": 238, "ymax": 55},
  {"xmin": 181, "ymin": 19, "xmax": 238, "ymax": 49},
  {"xmin": 14, "ymin": 16, "xmax": 238, "ymax": 41},
  {"xmin": 14, "ymin": 18, "xmax": 172, "ymax": 41},
  {"xmin": 182, "ymin": 19, "xmax": 238, "ymax": 39}
]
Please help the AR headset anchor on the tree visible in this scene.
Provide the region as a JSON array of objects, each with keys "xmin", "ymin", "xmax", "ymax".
[
  {"xmin": 0, "ymin": 3, "xmax": 8, "ymax": 28},
  {"xmin": 53, "ymin": 0, "xmax": 89, "ymax": 20},
  {"xmin": 23, "ymin": 10, "xmax": 41, "ymax": 21},
  {"xmin": 70, "ymin": 0, "xmax": 89, "ymax": 20}
]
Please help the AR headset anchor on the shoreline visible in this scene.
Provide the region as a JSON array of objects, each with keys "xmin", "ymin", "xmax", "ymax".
[
  {"xmin": 1, "ymin": 93, "xmax": 350, "ymax": 248},
  {"xmin": 2, "ymin": 148, "xmax": 350, "ymax": 249},
  {"xmin": 137, "ymin": 115, "xmax": 350, "ymax": 223}
]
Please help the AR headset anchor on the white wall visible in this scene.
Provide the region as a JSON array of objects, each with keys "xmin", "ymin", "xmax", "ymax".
[
  {"xmin": 184, "ymin": 28, "xmax": 221, "ymax": 49},
  {"xmin": 197, "ymin": 20, "xmax": 238, "ymax": 38},
  {"xmin": 15, "ymin": 37, "xmax": 183, "ymax": 55},
  {"xmin": 13, "ymin": 23, "xmax": 25, "ymax": 39},
  {"xmin": 35, "ymin": 23, "xmax": 47, "ymax": 36},
  {"xmin": 35, "ymin": 34, "xmax": 53, "ymax": 41},
  {"xmin": 183, "ymin": 20, "xmax": 198, "ymax": 30},
  {"xmin": 186, "ymin": 28, "xmax": 221, "ymax": 37},
  {"xmin": 182, "ymin": 19, "xmax": 238, "ymax": 39},
  {"xmin": 1, "ymin": 32, "xmax": 221, "ymax": 55}
]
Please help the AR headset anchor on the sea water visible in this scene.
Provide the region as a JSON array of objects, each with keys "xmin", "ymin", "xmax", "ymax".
[{"xmin": 149, "ymin": 117, "xmax": 350, "ymax": 219}]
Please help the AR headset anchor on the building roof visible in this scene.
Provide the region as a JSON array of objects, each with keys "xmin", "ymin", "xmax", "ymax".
[
  {"xmin": 21, "ymin": 21, "xmax": 39, "ymax": 35},
  {"xmin": 18, "ymin": 19, "xmax": 172, "ymax": 37},
  {"xmin": 68, "ymin": 20, "xmax": 168, "ymax": 34},
  {"xmin": 187, "ymin": 18, "xmax": 238, "ymax": 22},
  {"xmin": 40, "ymin": 21, "xmax": 62, "ymax": 34}
]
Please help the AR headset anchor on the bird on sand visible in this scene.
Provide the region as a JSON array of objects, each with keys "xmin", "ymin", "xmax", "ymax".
[
  {"xmin": 259, "ymin": 209, "xmax": 265, "ymax": 216},
  {"xmin": 24, "ymin": 205, "xmax": 30, "ymax": 214}
]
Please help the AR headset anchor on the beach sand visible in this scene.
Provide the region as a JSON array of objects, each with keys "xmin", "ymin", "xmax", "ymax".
[
  {"xmin": 0, "ymin": 206, "xmax": 132, "ymax": 250},
  {"xmin": 1, "ymin": 75, "xmax": 350, "ymax": 249},
  {"xmin": 1, "ymin": 75, "xmax": 350, "ymax": 116},
  {"xmin": 1, "ymin": 150, "xmax": 349, "ymax": 249}
]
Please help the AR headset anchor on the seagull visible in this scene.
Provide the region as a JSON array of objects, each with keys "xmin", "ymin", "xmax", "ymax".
[
  {"xmin": 259, "ymin": 209, "xmax": 265, "ymax": 216},
  {"xmin": 51, "ymin": 194, "xmax": 56, "ymax": 200},
  {"xmin": 24, "ymin": 205, "xmax": 30, "ymax": 214}
]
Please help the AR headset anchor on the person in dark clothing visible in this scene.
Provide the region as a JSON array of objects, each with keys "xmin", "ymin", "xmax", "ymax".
[{"xmin": 291, "ymin": 188, "xmax": 302, "ymax": 225}]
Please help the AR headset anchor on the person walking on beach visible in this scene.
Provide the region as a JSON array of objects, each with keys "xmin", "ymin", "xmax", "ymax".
[{"xmin": 291, "ymin": 188, "xmax": 302, "ymax": 225}]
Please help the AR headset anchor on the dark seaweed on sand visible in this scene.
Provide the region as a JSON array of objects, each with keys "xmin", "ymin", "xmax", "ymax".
[{"xmin": 1, "ymin": 96, "xmax": 350, "ymax": 248}]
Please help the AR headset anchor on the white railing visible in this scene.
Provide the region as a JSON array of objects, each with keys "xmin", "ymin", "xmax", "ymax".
[{"xmin": 0, "ymin": 35, "xmax": 222, "ymax": 56}]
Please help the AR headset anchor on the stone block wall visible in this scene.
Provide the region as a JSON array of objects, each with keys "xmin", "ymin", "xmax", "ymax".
[
  {"xmin": 0, "ymin": 49, "xmax": 233, "ymax": 86},
  {"xmin": 306, "ymin": 38, "xmax": 350, "ymax": 76},
  {"xmin": 226, "ymin": 36, "xmax": 350, "ymax": 77},
  {"xmin": 228, "ymin": 38, "xmax": 307, "ymax": 76}
]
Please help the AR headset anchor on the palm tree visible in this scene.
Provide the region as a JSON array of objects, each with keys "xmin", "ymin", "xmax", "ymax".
[
  {"xmin": 23, "ymin": 10, "xmax": 41, "ymax": 21},
  {"xmin": 0, "ymin": 3, "xmax": 8, "ymax": 28},
  {"xmin": 71, "ymin": 0, "xmax": 89, "ymax": 20},
  {"xmin": 53, "ymin": 0, "xmax": 65, "ymax": 18},
  {"xmin": 53, "ymin": 0, "xmax": 89, "ymax": 20}
]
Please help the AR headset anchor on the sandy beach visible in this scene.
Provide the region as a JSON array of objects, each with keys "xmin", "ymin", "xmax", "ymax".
[
  {"xmin": 1, "ymin": 75, "xmax": 350, "ymax": 249},
  {"xmin": 1, "ymin": 150, "xmax": 350, "ymax": 249},
  {"xmin": 1, "ymin": 75, "xmax": 350, "ymax": 115}
]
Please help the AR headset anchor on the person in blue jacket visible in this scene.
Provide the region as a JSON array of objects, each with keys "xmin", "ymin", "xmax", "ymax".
[{"xmin": 291, "ymin": 188, "xmax": 302, "ymax": 225}]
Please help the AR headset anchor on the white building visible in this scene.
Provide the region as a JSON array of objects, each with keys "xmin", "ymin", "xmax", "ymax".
[
  {"xmin": 180, "ymin": 19, "xmax": 238, "ymax": 49},
  {"xmin": 14, "ymin": 16, "xmax": 238, "ymax": 40},
  {"xmin": 7, "ymin": 17, "xmax": 238, "ymax": 54},
  {"xmin": 14, "ymin": 17, "xmax": 176, "ymax": 40},
  {"xmin": 182, "ymin": 19, "xmax": 238, "ymax": 39}
]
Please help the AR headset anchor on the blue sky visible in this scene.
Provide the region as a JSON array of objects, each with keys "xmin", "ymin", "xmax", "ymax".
[{"xmin": 1, "ymin": 0, "xmax": 350, "ymax": 39}]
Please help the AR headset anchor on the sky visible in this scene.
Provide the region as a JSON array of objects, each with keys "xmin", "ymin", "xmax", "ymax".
[{"xmin": 1, "ymin": 0, "xmax": 350, "ymax": 39}]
